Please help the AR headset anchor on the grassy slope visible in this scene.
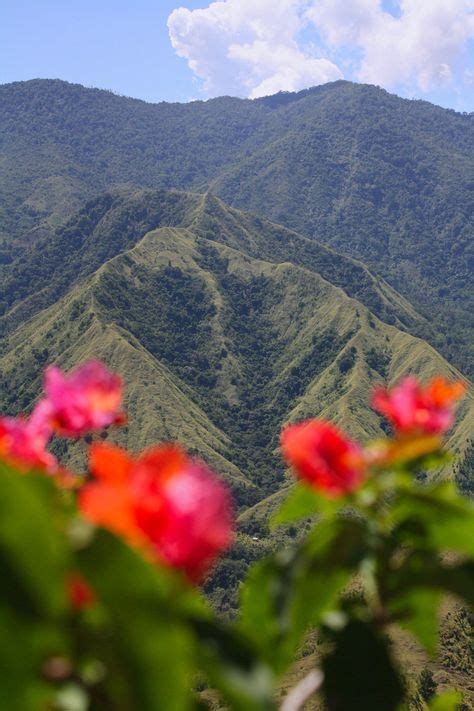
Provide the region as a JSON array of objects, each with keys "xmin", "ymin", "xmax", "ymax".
[
  {"xmin": 0, "ymin": 254, "xmax": 252, "ymax": 497},
  {"xmin": 0, "ymin": 187, "xmax": 426, "ymax": 342},
  {"xmin": 1, "ymin": 192, "xmax": 472, "ymax": 506}
]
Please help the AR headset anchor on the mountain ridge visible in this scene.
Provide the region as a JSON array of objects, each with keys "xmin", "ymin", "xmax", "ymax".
[
  {"xmin": 0, "ymin": 188, "xmax": 424, "ymax": 336},
  {"xmin": 1, "ymin": 190, "xmax": 471, "ymax": 507},
  {"xmin": 3, "ymin": 77, "xmax": 471, "ymax": 114}
]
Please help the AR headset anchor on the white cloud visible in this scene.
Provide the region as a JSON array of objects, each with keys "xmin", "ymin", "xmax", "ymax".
[
  {"xmin": 168, "ymin": 0, "xmax": 474, "ymax": 99},
  {"xmin": 167, "ymin": 0, "xmax": 342, "ymax": 98},
  {"xmin": 307, "ymin": 0, "xmax": 474, "ymax": 92}
]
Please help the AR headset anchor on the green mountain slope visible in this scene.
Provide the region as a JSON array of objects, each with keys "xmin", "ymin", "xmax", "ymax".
[
  {"xmin": 1, "ymin": 191, "xmax": 471, "ymax": 507},
  {"xmin": 0, "ymin": 188, "xmax": 423, "ymax": 335},
  {"xmin": 0, "ymin": 79, "xmax": 472, "ymax": 374}
]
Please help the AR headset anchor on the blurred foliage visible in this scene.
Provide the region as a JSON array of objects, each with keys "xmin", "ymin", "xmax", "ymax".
[{"xmin": 0, "ymin": 429, "xmax": 473, "ymax": 709}]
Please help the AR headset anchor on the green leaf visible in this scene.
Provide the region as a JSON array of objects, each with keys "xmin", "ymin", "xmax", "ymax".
[
  {"xmin": 271, "ymin": 483, "xmax": 340, "ymax": 527},
  {"xmin": 427, "ymin": 515, "xmax": 474, "ymax": 557},
  {"xmin": 391, "ymin": 482, "xmax": 474, "ymax": 557},
  {"xmin": 240, "ymin": 517, "xmax": 366, "ymax": 674},
  {"xmin": 0, "ymin": 604, "xmax": 64, "ymax": 711},
  {"xmin": 389, "ymin": 587, "xmax": 441, "ymax": 657},
  {"xmin": 438, "ymin": 561, "xmax": 474, "ymax": 606},
  {"xmin": 428, "ymin": 690, "xmax": 463, "ymax": 710},
  {"xmin": 240, "ymin": 558, "xmax": 283, "ymax": 658},
  {"xmin": 399, "ymin": 558, "xmax": 474, "ymax": 608},
  {"xmin": 240, "ymin": 553, "xmax": 323, "ymax": 674},
  {"xmin": 79, "ymin": 529, "xmax": 275, "ymax": 710},
  {"xmin": 0, "ymin": 465, "xmax": 71, "ymax": 709},
  {"xmin": 77, "ymin": 528, "xmax": 197, "ymax": 711},
  {"xmin": 191, "ymin": 618, "xmax": 276, "ymax": 711},
  {"xmin": 0, "ymin": 465, "xmax": 70, "ymax": 618},
  {"xmin": 384, "ymin": 543, "xmax": 473, "ymax": 637},
  {"xmin": 322, "ymin": 620, "xmax": 404, "ymax": 711}
]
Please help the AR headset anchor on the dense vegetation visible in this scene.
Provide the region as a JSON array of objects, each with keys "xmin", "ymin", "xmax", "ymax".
[
  {"xmin": 1, "ymin": 191, "xmax": 472, "ymax": 507},
  {"xmin": 1, "ymin": 79, "xmax": 473, "ymax": 374}
]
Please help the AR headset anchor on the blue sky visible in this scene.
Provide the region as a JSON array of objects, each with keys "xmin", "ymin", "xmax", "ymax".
[
  {"xmin": 0, "ymin": 1, "xmax": 205, "ymax": 103},
  {"xmin": 1, "ymin": 1, "xmax": 473, "ymax": 111}
]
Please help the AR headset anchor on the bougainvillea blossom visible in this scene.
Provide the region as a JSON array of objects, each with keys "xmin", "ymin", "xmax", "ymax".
[
  {"xmin": 0, "ymin": 409, "xmax": 57, "ymax": 473},
  {"xmin": 44, "ymin": 361, "xmax": 124, "ymax": 437},
  {"xmin": 372, "ymin": 376, "xmax": 466, "ymax": 436},
  {"xmin": 280, "ymin": 420, "xmax": 365, "ymax": 497},
  {"xmin": 80, "ymin": 443, "xmax": 234, "ymax": 582},
  {"xmin": 80, "ymin": 443, "xmax": 144, "ymax": 546}
]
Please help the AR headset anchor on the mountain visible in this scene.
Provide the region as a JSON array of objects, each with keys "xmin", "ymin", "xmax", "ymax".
[
  {"xmin": 1, "ymin": 190, "xmax": 472, "ymax": 510},
  {"xmin": 1, "ymin": 79, "xmax": 472, "ymax": 703},
  {"xmin": 0, "ymin": 79, "xmax": 472, "ymax": 375}
]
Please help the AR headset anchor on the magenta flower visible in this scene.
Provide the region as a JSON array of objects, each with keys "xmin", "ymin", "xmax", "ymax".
[
  {"xmin": 80, "ymin": 443, "xmax": 235, "ymax": 583},
  {"xmin": 44, "ymin": 361, "xmax": 124, "ymax": 437},
  {"xmin": 0, "ymin": 406, "xmax": 57, "ymax": 473},
  {"xmin": 372, "ymin": 376, "xmax": 466, "ymax": 436}
]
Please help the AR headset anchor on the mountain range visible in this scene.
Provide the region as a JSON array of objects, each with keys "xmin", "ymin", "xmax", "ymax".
[{"xmin": 1, "ymin": 78, "xmax": 473, "ymax": 376}]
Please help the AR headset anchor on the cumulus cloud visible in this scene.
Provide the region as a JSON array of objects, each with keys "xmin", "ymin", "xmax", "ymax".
[
  {"xmin": 167, "ymin": 0, "xmax": 342, "ymax": 99},
  {"xmin": 168, "ymin": 0, "xmax": 474, "ymax": 98},
  {"xmin": 307, "ymin": 0, "xmax": 474, "ymax": 92}
]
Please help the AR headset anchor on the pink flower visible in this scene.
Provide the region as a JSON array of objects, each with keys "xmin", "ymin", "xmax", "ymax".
[
  {"xmin": 0, "ymin": 405, "xmax": 57, "ymax": 473},
  {"xmin": 134, "ymin": 453, "xmax": 235, "ymax": 583},
  {"xmin": 372, "ymin": 376, "xmax": 466, "ymax": 436},
  {"xmin": 80, "ymin": 443, "xmax": 235, "ymax": 583},
  {"xmin": 44, "ymin": 361, "xmax": 124, "ymax": 437},
  {"xmin": 280, "ymin": 420, "xmax": 365, "ymax": 497}
]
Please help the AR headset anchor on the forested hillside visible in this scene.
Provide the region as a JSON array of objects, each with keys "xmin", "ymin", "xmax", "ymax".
[
  {"xmin": 0, "ymin": 79, "xmax": 472, "ymax": 374},
  {"xmin": 1, "ymin": 190, "xmax": 471, "ymax": 509}
]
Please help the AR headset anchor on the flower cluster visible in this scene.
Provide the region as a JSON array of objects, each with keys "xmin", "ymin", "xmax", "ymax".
[
  {"xmin": 0, "ymin": 408, "xmax": 57, "ymax": 472},
  {"xmin": 0, "ymin": 360, "xmax": 233, "ymax": 583},
  {"xmin": 0, "ymin": 361, "xmax": 124, "ymax": 473},
  {"xmin": 371, "ymin": 376, "xmax": 465, "ymax": 436},
  {"xmin": 0, "ymin": 362, "xmax": 465, "ymax": 584},
  {"xmin": 281, "ymin": 376, "xmax": 465, "ymax": 497},
  {"xmin": 80, "ymin": 443, "xmax": 234, "ymax": 582}
]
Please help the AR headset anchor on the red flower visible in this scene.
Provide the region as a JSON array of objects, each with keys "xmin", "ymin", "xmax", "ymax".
[
  {"xmin": 67, "ymin": 572, "xmax": 96, "ymax": 611},
  {"xmin": 44, "ymin": 361, "xmax": 124, "ymax": 437},
  {"xmin": 280, "ymin": 420, "xmax": 365, "ymax": 497},
  {"xmin": 80, "ymin": 444, "xmax": 142, "ymax": 545},
  {"xmin": 0, "ymin": 404, "xmax": 57, "ymax": 473},
  {"xmin": 372, "ymin": 376, "xmax": 466, "ymax": 436},
  {"xmin": 80, "ymin": 443, "xmax": 234, "ymax": 582}
]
